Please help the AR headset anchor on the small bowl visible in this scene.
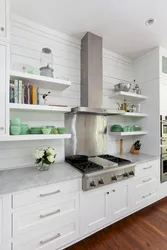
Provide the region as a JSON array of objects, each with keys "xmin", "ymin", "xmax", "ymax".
[
  {"xmin": 10, "ymin": 126, "xmax": 21, "ymax": 135},
  {"xmin": 21, "ymin": 124, "xmax": 29, "ymax": 135},
  {"xmin": 114, "ymin": 82, "xmax": 131, "ymax": 92},
  {"xmin": 42, "ymin": 128, "xmax": 51, "ymax": 134},
  {"xmin": 57, "ymin": 127, "xmax": 67, "ymax": 134},
  {"xmin": 10, "ymin": 118, "xmax": 21, "ymax": 126}
]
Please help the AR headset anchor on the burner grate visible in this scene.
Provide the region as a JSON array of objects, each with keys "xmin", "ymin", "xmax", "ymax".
[
  {"xmin": 66, "ymin": 157, "xmax": 103, "ymax": 173},
  {"xmin": 98, "ymin": 154, "xmax": 131, "ymax": 164}
]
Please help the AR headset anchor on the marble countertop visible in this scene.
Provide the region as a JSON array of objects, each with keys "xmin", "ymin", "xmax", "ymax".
[
  {"xmin": 112, "ymin": 153, "xmax": 159, "ymax": 164},
  {"xmin": 0, "ymin": 162, "xmax": 82, "ymax": 196},
  {"xmin": 0, "ymin": 154, "xmax": 159, "ymax": 196}
]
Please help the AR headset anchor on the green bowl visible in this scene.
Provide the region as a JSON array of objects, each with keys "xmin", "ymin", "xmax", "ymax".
[
  {"xmin": 42, "ymin": 128, "xmax": 51, "ymax": 134},
  {"xmin": 21, "ymin": 124, "xmax": 29, "ymax": 135},
  {"xmin": 10, "ymin": 125, "xmax": 21, "ymax": 135},
  {"xmin": 111, "ymin": 125, "xmax": 123, "ymax": 132},
  {"xmin": 57, "ymin": 127, "xmax": 67, "ymax": 134},
  {"xmin": 11, "ymin": 118, "xmax": 21, "ymax": 126}
]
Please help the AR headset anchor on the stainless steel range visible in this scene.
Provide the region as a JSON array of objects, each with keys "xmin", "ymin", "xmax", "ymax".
[{"xmin": 66, "ymin": 155, "xmax": 135, "ymax": 191}]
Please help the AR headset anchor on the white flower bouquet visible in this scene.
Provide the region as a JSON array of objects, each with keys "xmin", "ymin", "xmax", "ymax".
[{"xmin": 35, "ymin": 147, "xmax": 56, "ymax": 171}]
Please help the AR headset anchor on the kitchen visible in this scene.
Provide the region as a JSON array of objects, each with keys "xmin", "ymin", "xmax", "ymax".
[{"xmin": 0, "ymin": 0, "xmax": 167, "ymax": 249}]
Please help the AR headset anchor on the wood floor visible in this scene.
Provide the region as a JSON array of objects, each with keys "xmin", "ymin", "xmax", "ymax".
[{"xmin": 66, "ymin": 198, "xmax": 167, "ymax": 250}]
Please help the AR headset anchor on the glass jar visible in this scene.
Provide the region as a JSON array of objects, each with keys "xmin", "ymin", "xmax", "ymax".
[{"xmin": 40, "ymin": 48, "xmax": 54, "ymax": 77}]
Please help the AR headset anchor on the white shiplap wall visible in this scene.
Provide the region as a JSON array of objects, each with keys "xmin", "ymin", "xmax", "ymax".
[
  {"xmin": 0, "ymin": 14, "xmax": 135, "ymax": 170},
  {"xmin": 102, "ymin": 49, "xmax": 136, "ymax": 155}
]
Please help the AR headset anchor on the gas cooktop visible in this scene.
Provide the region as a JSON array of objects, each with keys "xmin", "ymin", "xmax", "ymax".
[{"xmin": 65, "ymin": 154, "xmax": 135, "ymax": 191}]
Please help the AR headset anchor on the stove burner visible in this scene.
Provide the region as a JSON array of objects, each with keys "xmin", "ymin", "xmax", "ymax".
[
  {"xmin": 98, "ymin": 154, "xmax": 131, "ymax": 164},
  {"xmin": 66, "ymin": 156, "xmax": 103, "ymax": 173}
]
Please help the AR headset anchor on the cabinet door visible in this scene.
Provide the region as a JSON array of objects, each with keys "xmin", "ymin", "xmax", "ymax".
[
  {"xmin": 0, "ymin": 196, "xmax": 11, "ymax": 250},
  {"xmin": 80, "ymin": 188, "xmax": 109, "ymax": 235},
  {"xmin": 160, "ymin": 79, "xmax": 167, "ymax": 113},
  {"xmin": 0, "ymin": 0, "xmax": 6, "ymax": 37},
  {"xmin": 109, "ymin": 182, "xmax": 130, "ymax": 222},
  {"xmin": 0, "ymin": 44, "xmax": 6, "ymax": 134}
]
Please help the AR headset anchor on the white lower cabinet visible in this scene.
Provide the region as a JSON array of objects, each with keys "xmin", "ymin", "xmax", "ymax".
[
  {"xmin": 108, "ymin": 182, "xmax": 130, "ymax": 222},
  {"xmin": 11, "ymin": 180, "xmax": 81, "ymax": 250},
  {"xmin": 0, "ymin": 160, "xmax": 163, "ymax": 250},
  {"xmin": 0, "ymin": 195, "xmax": 11, "ymax": 250},
  {"xmin": 80, "ymin": 187, "xmax": 109, "ymax": 235},
  {"xmin": 80, "ymin": 180, "xmax": 131, "ymax": 236},
  {"xmin": 131, "ymin": 160, "xmax": 159, "ymax": 211}
]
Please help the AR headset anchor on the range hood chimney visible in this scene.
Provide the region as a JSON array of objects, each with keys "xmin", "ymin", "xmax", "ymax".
[
  {"xmin": 81, "ymin": 32, "xmax": 103, "ymax": 108},
  {"xmin": 70, "ymin": 32, "xmax": 124, "ymax": 115}
]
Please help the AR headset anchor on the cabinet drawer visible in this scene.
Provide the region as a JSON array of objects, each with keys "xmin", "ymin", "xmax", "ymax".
[
  {"xmin": 13, "ymin": 193, "xmax": 79, "ymax": 240},
  {"xmin": 135, "ymin": 160, "xmax": 157, "ymax": 178},
  {"xmin": 12, "ymin": 179, "xmax": 80, "ymax": 208},
  {"xmin": 135, "ymin": 175, "xmax": 156, "ymax": 188},
  {"xmin": 13, "ymin": 222, "xmax": 78, "ymax": 250},
  {"xmin": 135, "ymin": 180, "xmax": 157, "ymax": 209},
  {"xmin": 13, "ymin": 208, "xmax": 78, "ymax": 243}
]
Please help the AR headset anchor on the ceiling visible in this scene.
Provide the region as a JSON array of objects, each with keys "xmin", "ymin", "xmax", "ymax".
[{"xmin": 11, "ymin": 0, "xmax": 167, "ymax": 59}]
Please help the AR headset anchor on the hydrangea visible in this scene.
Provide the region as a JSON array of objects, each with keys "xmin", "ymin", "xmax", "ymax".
[{"xmin": 35, "ymin": 150, "xmax": 44, "ymax": 159}]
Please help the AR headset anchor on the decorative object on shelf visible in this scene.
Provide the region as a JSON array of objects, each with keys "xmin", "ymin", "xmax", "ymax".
[
  {"xmin": 123, "ymin": 99, "xmax": 129, "ymax": 112},
  {"xmin": 10, "ymin": 117, "xmax": 21, "ymax": 135},
  {"xmin": 133, "ymin": 80, "xmax": 142, "ymax": 95},
  {"xmin": 39, "ymin": 91, "xmax": 50, "ymax": 105},
  {"xmin": 42, "ymin": 127, "xmax": 52, "ymax": 134},
  {"xmin": 10, "ymin": 125, "xmax": 21, "ymax": 135},
  {"xmin": 29, "ymin": 127, "xmax": 42, "ymax": 134},
  {"xmin": 130, "ymin": 140, "xmax": 142, "ymax": 155},
  {"xmin": 111, "ymin": 124, "xmax": 123, "ymax": 132},
  {"xmin": 114, "ymin": 82, "xmax": 131, "ymax": 92},
  {"xmin": 57, "ymin": 127, "xmax": 68, "ymax": 134},
  {"xmin": 120, "ymin": 139, "xmax": 124, "ymax": 155},
  {"xmin": 21, "ymin": 124, "xmax": 29, "ymax": 135},
  {"xmin": 40, "ymin": 48, "xmax": 54, "ymax": 77},
  {"xmin": 35, "ymin": 147, "xmax": 56, "ymax": 171}
]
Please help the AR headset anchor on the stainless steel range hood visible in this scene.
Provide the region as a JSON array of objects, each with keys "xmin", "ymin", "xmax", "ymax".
[
  {"xmin": 70, "ymin": 107, "xmax": 124, "ymax": 115},
  {"xmin": 72, "ymin": 32, "xmax": 123, "ymax": 115}
]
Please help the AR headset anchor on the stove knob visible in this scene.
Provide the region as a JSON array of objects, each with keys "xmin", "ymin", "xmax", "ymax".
[
  {"xmin": 129, "ymin": 170, "xmax": 134, "ymax": 176},
  {"xmin": 90, "ymin": 180, "xmax": 96, "ymax": 187},
  {"xmin": 98, "ymin": 178, "xmax": 104, "ymax": 185},
  {"xmin": 111, "ymin": 175, "xmax": 117, "ymax": 181},
  {"xmin": 123, "ymin": 172, "xmax": 129, "ymax": 178}
]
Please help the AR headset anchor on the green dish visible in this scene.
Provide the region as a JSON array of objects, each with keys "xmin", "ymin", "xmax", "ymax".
[
  {"xmin": 111, "ymin": 125, "xmax": 123, "ymax": 132},
  {"xmin": 10, "ymin": 125, "xmax": 21, "ymax": 135},
  {"xmin": 57, "ymin": 127, "xmax": 67, "ymax": 134},
  {"xmin": 42, "ymin": 128, "xmax": 51, "ymax": 134}
]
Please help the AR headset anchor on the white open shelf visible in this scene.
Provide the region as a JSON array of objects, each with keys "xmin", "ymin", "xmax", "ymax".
[
  {"xmin": 123, "ymin": 112, "xmax": 148, "ymax": 117},
  {"xmin": 110, "ymin": 91, "xmax": 147, "ymax": 102},
  {"xmin": 9, "ymin": 103, "xmax": 71, "ymax": 113},
  {"xmin": 10, "ymin": 70, "xmax": 71, "ymax": 91},
  {"xmin": 0, "ymin": 134, "xmax": 71, "ymax": 141},
  {"xmin": 110, "ymin": 131, "xmax": 148, "ymax": 136}
]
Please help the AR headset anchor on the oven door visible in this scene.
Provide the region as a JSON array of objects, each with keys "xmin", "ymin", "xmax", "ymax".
[
  {"xmin": 161, "ymin": 122, "xmax": 167, "ymax": 137},
  {"xmin": 161, "ymin": 155, "xmax": 167, "ymax": 182}
]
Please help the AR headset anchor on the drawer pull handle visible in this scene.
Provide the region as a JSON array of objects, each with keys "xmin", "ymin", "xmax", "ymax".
[
  {"xmin": 143, "ymin": 166, "xmax": 152, "ymax": 170},
  {"xmin": 142, "ymin": 193, "xmax": 152, "ymax": 199},
  {"xmin": 39, "ymin": 190, "xmax": 60, "ymax": 197},
  {"xmin": 40, "ymin": 233, "xmax": 61, "ymax": 245},
  {"xmin": 40, "ymin": 209, "xmax": 60, "ymax": 218},
  {"xmin": 143, "ymin": 178, "xmax": 152, "ymax": 183}
]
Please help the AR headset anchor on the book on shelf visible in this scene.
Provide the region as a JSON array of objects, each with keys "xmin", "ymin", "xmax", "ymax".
[
  {"xmin": 18, "ymin": 80, "xmax": 23, "ymax": 104},
  {"xmin": 9, "ymin": 79, "xmax": 40, "ymax": 105},
  {"xmin": 14, "ymin": 80, "xmax": 19, "ymax": 103},
  {"xmin": 9, "ymin": 80, "xmax": 14, "ymax": 103}
]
